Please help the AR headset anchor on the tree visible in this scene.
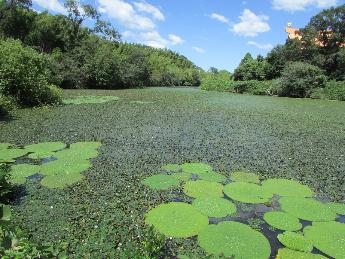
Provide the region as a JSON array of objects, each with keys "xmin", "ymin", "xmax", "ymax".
[{"xmin": 234, "ymin": 53, "xmax": 270, "ymax": 81}]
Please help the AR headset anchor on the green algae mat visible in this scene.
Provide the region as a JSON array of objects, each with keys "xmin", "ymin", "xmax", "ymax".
[
  {"xmin": 1, "ymin": 88, "xmax": 345, "ymax": 258},
  {"xmin": 143, "ymin": 162, "xmax": 345, "ymax": 258}
]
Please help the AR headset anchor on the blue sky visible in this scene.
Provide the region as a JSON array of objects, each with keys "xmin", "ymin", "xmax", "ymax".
[{"xmin": 32, "ymin": 0, "xmax": 344, "ymax": 71}]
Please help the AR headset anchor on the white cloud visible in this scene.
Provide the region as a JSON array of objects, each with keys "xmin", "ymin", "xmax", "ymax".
[
  {"xmin": 210, "ymin": 13, "xmax": 230, "ymax": 24},
  {"xmin": 133, "ymin": 1, "xmax": 165, "ymax": 21},
  {"xmin": 98, "ymin": 0, "xmax": 156, "ymax": 30},
  {"xmin": 193, "ymin": 47, "xmax": 206, "ymax": 53},
  {"xmin": 248, "ymin": 41, "xmax": 273, "ymax": 50},
  {"xmin": 231, "ymin": 9, "xmax": 270, "ymax": 37},
  {"xmin": 168, "ymin": 34, "xmax": 184, "ymax": 45},
  {"xmin": 33, "ymin": 0, "xmax": 66, "ymax": 13},
  {"xmin": 272, "ymin": 0, "xmax": 337, "ymax": 12}
]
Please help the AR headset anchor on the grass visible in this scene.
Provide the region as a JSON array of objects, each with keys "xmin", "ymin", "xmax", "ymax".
[{"xmin": 0, "ymin": 88, "xmax": 345, "ymax": 257}]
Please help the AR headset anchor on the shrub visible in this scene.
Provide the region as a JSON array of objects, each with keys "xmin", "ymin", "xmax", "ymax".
[
  {"xmin": 201, "ymin": 79, "xmax": 235, "ymax": 92},
  {"xmin": 311, "ymin": 81, "xmax": 345, "ymax": 101},
  {"xmin": 0, "ymin": 95, "xmax": 15, "ymax": 117},
  {"xmin": 279, "ymin": 62, "xmax": 327, "ymax": 98},
  {"xmin": 0, "ymin": 39, "xmax": 61, "ymax": 107}
]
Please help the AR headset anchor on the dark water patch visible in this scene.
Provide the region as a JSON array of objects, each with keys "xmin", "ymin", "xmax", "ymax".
[
  {"xmin": 337, "ymin": 214, "xmax": 345, "ymax": 223},
  {"xmin": 27, "ymin": 173, "xmax": 44, "ymax": 181},
  {"xmin": 300, "ymin": 219, "xmax": 313, "ymax": 228},
  {"xmin": 311, "ymin": 247, "xmax": 333, "ymax": 258}
]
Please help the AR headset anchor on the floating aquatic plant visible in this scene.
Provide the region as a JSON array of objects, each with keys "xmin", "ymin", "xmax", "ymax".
[
  {"xmin": 24, "ymin": 142, "xmax": 66, "ymax": 153},
  {"xmin": 192, "ymin": 197, "xmax": 236, "ymax": 218},
  {"xmin": 63, "ymin": 96, "xmax": 119, "ymax": 105},
  {"xmin": 161, "ymin": 163, "xmax": 182, "ymax": 172},
  {"xmin": 40, "ymin": 159, "xmax": 92, "ymax": 176},
  {"xmin": 70, "ymin": 142, "xmax": 102, "ymax": 150},
  {"xmin": 197, "ymin": 171, "xmax": 226, "ymax": 183},
  {"xmin": 279, "ymin": 197, "xmax": 337, "ymax": 222},
  {"xmin": 277, "ymin": 232, "xmax": 313, "ymax": 252},
  {"xmin": 10, "ymin": 164, "xmax": 40, "ymax": 184},
  {"xmin": 327, "ymin": 202, "xmax": 345, "ymax": 215},
  {"xmin": 263, "ymin": 211, "xmax": 302, "ymax": 231},
  {"xmin": 41, "ymin": 172, "xmax": 84, "ymax": 188},
  {"xmin": 230, "ymin": 171, "xmax": 260, "ymax": 184},
  {"xmin": 54, "ymin": 148, "xmax": 99, "ymax": 161},
  {"xmin": 304, "ymin": 221, "xmax": 345, "ymax": 258},
  {"xmin": 262, "ymin": 179, "xmax": 314, "ymax": 197},
  {"xmin": 0, "ymin": 143, "xmax": 12, "ymax": 150},
  {"xmin": 28, "ymin": 151, "xmax": 55, "ymax": 160},
  {"xmin": 198, "ymin": 221, "xmax": 271, "ymax": 259},
  {"xmin": 171, "ymin": 172, "xmax": 192, "ymax": 181},
  {"xmin": 0, "ymin": 148, "xmax": 28, "ymax": 163},
  {"xmin": 142, "ymin": 174, "xmax": 180, "ymax": 190},
  {"xmin": 276, "ymin": 248, "xmax": 326, "ymax": 259},
  {"xmin": 130, "ymin": 101, "xmax": 154, "ymax": 104},
  {"xmin": 183, "ymin": 180, "xmax": 223, "ymax": 198},
  {"xmin": 223, "ymin": 182, "xmax": 272, "ymax": 204},
  {"xmin": 181, "ymin": 163, "xmax": 212, "ymax": 174},
  {"xmin": 145, "ymin": 202, "xmax": 208, "ymax": 238}
]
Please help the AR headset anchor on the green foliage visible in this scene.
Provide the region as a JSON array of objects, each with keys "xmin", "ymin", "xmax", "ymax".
[
  {"xmin": 192, "ymin": 197, "xmax": 236, "ymax": 218},
  {"xmin": 9, "ymin": 164, "xmax": 40, "ymax": 184},
  {"xmin": 277, "ymin": 232, "xmax": 313, "ymax": 253},
  {"xmin": 197, "ymin": 221, "xmax": 271, "ymax": 259},
  {"xmin": 304, "ymin": 221, "xmax": 345, "ymax": 258},
  {"xmin": 279, "ymin": 197, "xmax": 337, "ymax": 221},
  {"xmin": 223, "ymin": 182, "xmax": 272, "ymax": 204},
  {"xmin": 263, "ymin": 211, "xmax": 302, "ymax": 231},
  {"xmin": 200, "ymin": 79, "xmax": 234, "ymax": 92},
  {"xmin": 24, "ymin": 141, "xmax": 66, "ymax": 153},
  {"xmin": 230, "ymin": 172, "xmax": 260, "ymax": 184},
  {"xmin": 0, "ymin": 95, "xmax": 15, "ymax": 117},
  {"xmin": 276, "ymin": 248, "xmax": 326, "ymax": 259},
  {"xmin": 161, "ymin": 164, "xmax": 182, "ymax": 172},
  {"xmin": 40, "ymin": 159, "xmax": 92, "ymax": 176},
  {"xmin": 40, "ymin": 171, "xmax": 84, "ymax": 188},
  {"xmin": 327, "ymin": 202, "xmax": 345, "ymax": 215},
  {"xmin": 181, "ymin": 163, "xmax": 213, "ymax": 174},
  {"xmin": 0, "ymin": 164, "xmax": 11, "ymax": 201},
  {"xmin": 183, "ymin": 180, "xmax": 223, "ymax": 198},
  {"xmin": 311, "ymin": 80, "xmax": 345, "ymax": 101},
  {"xmin": 0, "ymin": 148, "xmax": 28, "ymax": 163},
  {"xmin": 234, "ymin": 53, "xmax": 271, "ymax": 81},
  {"xmin": 171, "ymin": 172, "xmax": 192, "ymax": 181},
  {"xmin": 278, "ymin": 62, "xmax": 327, "ymax": 98},
  {"xmin": 145, "ymin": 202, "xmax": 208, "ymax": 238},
  {"xmin": 142, "ymin": 174, "xmax": 180, "ymax": 190},
  {"xmin": 196, "ymin": 171, "xmax": 226, "ymax": 183},
  {"xmin": 0, "ymin": 39, "xmax": 61, "ymax": 107},
  {"xmin": 63, "ymin": 95, "xmax": 119, "ymax": 104},
  {"xmin": 262, "ymin": 179, "xmax": 314, "ymax": 197}
]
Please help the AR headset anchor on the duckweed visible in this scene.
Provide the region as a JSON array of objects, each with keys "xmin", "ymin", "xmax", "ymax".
[
  {"xmin": 263, "ymin": 211, "xmax": 302, "ymax": 231},
  {"xmin": 183, "ymin": 180, "xmax": 223, "ymax": 198}
]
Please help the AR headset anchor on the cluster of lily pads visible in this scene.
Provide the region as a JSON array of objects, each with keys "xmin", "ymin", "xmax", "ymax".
[
  {"xmin": 0, "ymin": 141, "xmax": 101, "ymax": 188},
  {"xmin": 63, "ymin": 95, "xmax": 119, "ymax": 105},
  {"xmin": 142, "ymin": 163, "xmax": 345, "ymax": 259}
]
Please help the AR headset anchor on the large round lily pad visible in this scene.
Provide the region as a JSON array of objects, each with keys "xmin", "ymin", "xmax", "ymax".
[
  {"xmin": 0, "ymin": 148, "xmax": 28, "ymax": 163},
  {"xmin": 40, "ymin": 159, "xmax": 92, "ymax": 176},
  {"xmin": 223, "ymin": 182, "xmax": 272, "ymax": 204},
  {"xmin": 183, "ymin": 180, "xmax": 223, "ymax": 198},
  {"xmin": 63, "ymin": 96, "xmax": 119, "ymax": 105},
  {"xmin": 28, "ymin": 151, "xmax": 55, "ymax": 160},
  {"xmin": 276, "ymin": 248, "xmax": 326, "ymax": 259},
  {"xmin": 70, "ymin": 142, "xmax": 102, "ymax": 150},
  {"xmin": 279, "ymin": 197, "xmax": 337, "ymax": 222},
  {"xmin": 197, "ymin": 171, "xmax": 227, "ymax": 183},
  {"xmin": 145, "ymin": 202, "xmax": 208, "ymax": 238},
  {"xmin": 54, "ymin": 148, "xmax": 99, "ymax": 161},
  {"xmin": 262, "ymin": 179, "xmax": 313, "ymax": 197},
  {"xmin": 304, "ymin": 221, "xmax": 345, "ymax": 258},
  {"xmin": 142, "ymin": 174, "xmax": 180, "ymax": 190},
  {"xmin": 0, "ymin": 143, "xmax": 12, "ymax": 150},
  {"xmin": 192, "ymin": 197, "xmax": 236, "ymax": 218},
  {"xmin": 41, "ymin": 173, "xmax": 84, "ymax": 188},
  {"xmin": 10, "ymin": 164, "xmax": 40, "ymax": 184},
  {"xmin": 198, "ymin": 221, "xmax": 271, "ymax": 259},
  {"xmin": 263, "ymin": 211, "xmax": 302, "ymax": 231},
  {"xmin": 181, "ymin": 163, "xmax": 213, "ymax": 174},
  {"xmin": 171, "ymin": 172, "xmax": 192, "ymax": 181},
  {"xmin": 24, "ymin": 142, "xmax": 66, "ymax": 153},
  {"xmin": 162, "ymin": 164, "xmax": 182, "ymax": 172},
  {"xmin": 230, "ymin": 171, "xmax": 260, "ymax": 184},
  {"xmin": 277, "ymin": 232, "xmax": 313, "ymax": 252},
  {"xmin": 327, "ymin": 202, "xmax": 345, "ymax": 215}
]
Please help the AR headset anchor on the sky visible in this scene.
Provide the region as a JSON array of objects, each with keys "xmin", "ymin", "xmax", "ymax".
[{"xmin": 32, "ymin": 0, "xmax": 345, "ymax": 72}]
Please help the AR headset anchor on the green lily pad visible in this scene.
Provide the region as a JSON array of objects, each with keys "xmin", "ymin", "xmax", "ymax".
[
  {"xmin": 276, "ymin": 248, "xmax": 326, "ymax": 259},
  {"xmin": 263, "ymin": 211, "xmax": 302, "ymax": 231},
  {"xmin": 24, "ymin": 142, "xmax": 66, "ymax": 153},
  {"xmin": 54, "ymin": 148, "xmax": 99, "ymax": 161},
  {"xmin": 28, "ymin": 151, "xmax": 55, "ymax": 160},
  {"xmin": 197, "ymin": 171, "xmax": 227, "ymax": 183},
  {"xmin": 63, "ymin": 96, "xmax": 119, "ymax": 105},
  {"xmin": 70, "ymin": 142, "xmax": 102, "ymax": 150},
  {"xmin": 41, "ymin": 172, "xmax": 84, "ymax": 188},
  {"xmin": 198, "ymin": 221, "xmax": 271, "ymax": 259},
  {"xmin": 181, "ymin": 163, "xmax": 213, "ymax": 174},
  {"xmin": 0, "ymin": 143, "xmax": 12, "ymax": 150},
  {"xmin": 262, "ymin": 179, "xmax": 314, "ymax": 197},
  {"xmin": 277, "ymin": 232, "xmax": 313, "ymax": 252},
  {"xmin": 192, "ymin": 197, "xmax": 236, "ymax": 218},
  {"xmin": 304, "ymin": 221, "xmax": 345, "ymax": 258},
  {"xmin": 279, "ymin": 197, "xmax": 337, "ymax": 222},
  {"xmin": 183, "ymin": 180, "xmax": 223, "ymax": 198},
  {"xmin": 10, "ymin": 164, "xmax": 40, "ymax": 184},
  {"xmin": 223, "ymin": 182, "xmax": 272, "ymax": 204},
  {"xmin": 145, "ymin": 202, "xmax": 209, "ymax": 238},
  {"xmin": 0, "ymin": 148, "xmax": 28, "ymax": 163},
  {"xmin": 161, "ymin": 164, "xmax": 182, "ymax": 172},
  {"xmin": 230, "ymin": 171, "xmax": 260, "ymax": 184},
  {"xmin": 142, "ymin": 174, "xmax": 180, "ymax": 190},
  {"xmin": 171, "ymin": 172, "xmax": 192, "ymax": 181},
  {"xmin": 327, "ymin": 202, "xmax": 345, "ymax": 215},
  {"xmin": 40, "ymin": 159, "xmax": 92, "ymax": 176}
]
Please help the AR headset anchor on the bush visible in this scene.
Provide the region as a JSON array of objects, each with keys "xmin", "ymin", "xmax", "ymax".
[
  {"xmin": 0, "ymin": 95, "xmax": 15, "ymax": 117},
  {"xmin": 279, "ymin": 62, "xmax": 327, "ymax": 98},
  {"xmin": 0, "ymin": 39, "xmax": 61, "ymax": 107},
  {"xmin": 201, "ymin": 79, "xmax": 235, "ymax": 92},
  {"xmin": 311, "ymin": 81, "xmax": 345, "ymax": 101}
]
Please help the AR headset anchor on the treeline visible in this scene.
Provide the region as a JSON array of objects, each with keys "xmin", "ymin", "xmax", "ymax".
[
  {"xmin": 202, "ymin": 4, "xmax": 345, "ymax": 101},
  {"xmin": 0, "ymin": 0, "xmax": 201, "ymax": 116}
]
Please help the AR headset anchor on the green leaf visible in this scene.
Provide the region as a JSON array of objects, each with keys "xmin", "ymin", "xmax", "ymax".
[
  {"xmin": 181, "ymin": 163, "xmax": 213, "ymax": 174},
  {"xmin": 223, "ymin": 182, "xmax": 272, "ymax": 204},
  {"xmin": 40, "ymin": 160, "xmax": 92, "ymax": 176},
  {"xmin": 10, "ymin": 164, "xmax": 40, "ymax": 184},
  {"xmin": 161, "ymin": 164, "xmax": 182, "ymax": 172},
  {"xmin": 262, "ymin": 179, "xmax": 314, "ymax": 197},
  {"xmin": 142, "ymin": 174, "xmax": 180, "ymax": 190},
  {"xmin": 263, "ymin": 211, "xmax": 302, "ymax": 231},
  {"xmin": 183, "ymin": 180, "xmax": 223, "ymax": 198},
  {"xmin": 277, "ymin": 232, "xmax": 313, "ymax": 253},
  {"xmin": 41, "ymin": 173, "xmax": 84, "ymax": 188},
  {"xmin": 276, "ymin": 248, "xmax": 326, "ymax": 259},
  {"xmin": 24, "ymin": 142, "xmax": 66, "ymax": 153},
  {"xmin": 192, "ymin": 197, "xmax": 236, "ymax": 218},
  {"xmin": 0, "ymin": 148, "xmax": 28, "ymax": 163},
  {"xmin": 197, "ymin": 171, "xmax": 227, "ymax": 183},
  {"xmin": 0, "ymin": 204, "xmax": 11, "ymax": 221},
  {"xmin": 230, "ymin": 171, "xmax": 260, "ymax": 184}
]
